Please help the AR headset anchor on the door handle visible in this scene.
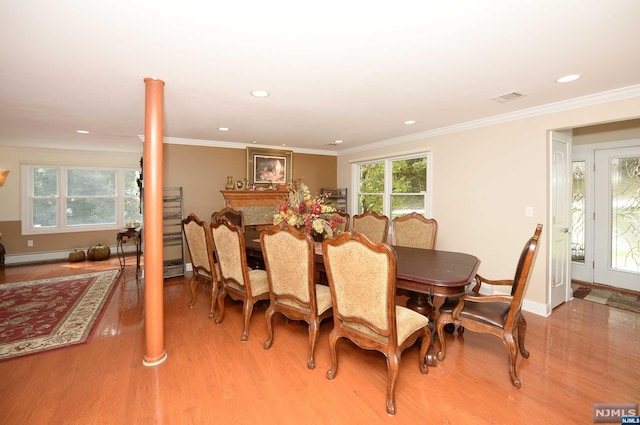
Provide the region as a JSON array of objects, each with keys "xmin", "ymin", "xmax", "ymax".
[{"xmin": 561, "ymin": 227, "xmax": 570, "ymax": 234}]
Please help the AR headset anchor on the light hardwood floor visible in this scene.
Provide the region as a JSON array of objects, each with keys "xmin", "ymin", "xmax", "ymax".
[{"xmin": 1, "ymin": 259, "xmax": 638, "ymax": 424}]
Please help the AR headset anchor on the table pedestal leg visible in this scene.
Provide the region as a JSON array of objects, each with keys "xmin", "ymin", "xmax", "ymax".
[
  {"xmin": 406, "ymin": 293, "xmax": 444, "ymax": 366},
  {"xmin": 406, "ymin": 293, "xmax": 433, "ymax": 316}
]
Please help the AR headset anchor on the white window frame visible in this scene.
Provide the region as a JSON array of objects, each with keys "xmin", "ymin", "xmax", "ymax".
[
  {"xmin": 21, "ymin": 164, "xmax": 140, "ymax": 235},
  {"xmin": 351, "ymin": 152, "xmax": 432, "ymax": 219}
]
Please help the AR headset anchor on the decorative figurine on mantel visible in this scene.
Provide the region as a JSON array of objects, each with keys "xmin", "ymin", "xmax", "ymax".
[{"xmin": 225, "ymin": 176, "xmax": 234, "ymax": 190}]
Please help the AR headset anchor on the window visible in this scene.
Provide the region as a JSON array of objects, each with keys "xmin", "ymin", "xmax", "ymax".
[
  {"xmin": 354, "ymin": 153, "xmax": 430, "ymax": 219},
  {"xmin": 22, "ymin": 165, "xmax": 142, "ymax": 234}
]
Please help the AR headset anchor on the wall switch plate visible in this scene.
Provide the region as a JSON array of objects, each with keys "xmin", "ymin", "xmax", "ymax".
[
  {"xmin": 27, "ymin": 240, "xmax": 33, "ymax": 247},
  {"xmin": 525, "ymin": 207, "xmax": 534, "ymax": 217}
]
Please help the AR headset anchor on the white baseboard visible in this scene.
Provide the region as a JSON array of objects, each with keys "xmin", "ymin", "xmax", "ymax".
[{"xmin": 4, "ymin": 244, "xmax": 136, "ymax": 266}]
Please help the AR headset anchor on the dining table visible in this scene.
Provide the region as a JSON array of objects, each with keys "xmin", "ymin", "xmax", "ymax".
[{"xmin": 243, "ymin": 230, "xmax": 480, "ymax": 366}]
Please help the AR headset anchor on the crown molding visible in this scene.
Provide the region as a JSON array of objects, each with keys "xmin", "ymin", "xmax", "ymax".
[
  {"xmin": 136, "ymin": 135, "xmax": 338, "ymax": 156},
  {"xmin": 0, "ymin": 143, "xmax": 142, "ymax": 156},
  {"xmin": 336, "ymin": 84, "xmax": 640, "ymax": 156}
]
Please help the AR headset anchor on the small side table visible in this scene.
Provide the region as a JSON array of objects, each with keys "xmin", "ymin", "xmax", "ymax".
[{"xmin": 117, "ymin": 228, "xmax": 142, "ymax": 277}]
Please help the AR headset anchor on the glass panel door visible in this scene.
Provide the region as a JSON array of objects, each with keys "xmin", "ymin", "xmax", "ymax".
[
  {"xmin": 594, "ymin": 147, "xmax": 640, "ymax": 291},
  {"xmin": 572, "ymin": 161, "xmax": 586, "ymax": 263}
]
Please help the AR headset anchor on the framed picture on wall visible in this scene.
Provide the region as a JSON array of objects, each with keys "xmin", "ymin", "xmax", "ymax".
[{"xmin": 247, "ymin": 148, "xmax": 292, "ymax": 187}]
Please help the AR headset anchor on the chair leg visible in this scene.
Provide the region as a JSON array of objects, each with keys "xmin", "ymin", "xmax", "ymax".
[
  {"xmin": 188, "ymin": 276, "xmax": 198, "ymax": 308},
  {"xmin": 209, "ymin": 281, "xmax": 219, "ymax": 319},
  {"xmin": 385, "ymin": 351, "xmax": 400, "ymax": 416},
  {"xmin": 307, "ymin": 318, "xmax": 320, "ymax": 369},
  {"xmin": 326, "ymin": 330, "xmax": 339, "ymax": 380},
  {"xmin": 419, "ymin": 327, "xmax": 431, "ymax": 374},
  {"xmin": 517, "ymin": 315, "xmax": 530, "ymax": 358},
  {"xmin": 504, "ymin": 332, "xmax": 521, "ymax": 388},
  {"xmin": 214, "ymin": 288, "xmax": 227, "ymax": 324},
  {"xmin": 435, "ymin": 315, "xmax": 450, "ymax": 361},
  {"xmin": 263, "ymin": 305, "xmax": 276, "ymax": 350},
  {"xmin": 240, "ymin": 299, "xmax": 254, "ymax": 342}
]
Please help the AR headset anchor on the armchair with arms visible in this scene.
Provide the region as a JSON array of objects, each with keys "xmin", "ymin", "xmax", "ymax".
[{"xmin": 436, "ymin": 224, "xmax": 543, "ymax": 388}]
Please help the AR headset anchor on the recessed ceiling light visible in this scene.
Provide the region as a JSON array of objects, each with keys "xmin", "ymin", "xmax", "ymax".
[
  {"xmin": 556, "ymin": 74, "xmax": 581, "ymax": 83},
  {"xmin": 334, "ymin": 140, "xmax": 343, "ymax": 144},
  {"xmin": 76, "ymin": 130, "xmax": 90, "ymax": 134},
  {"xmin": 251, "ymin": 90, "xmax": 270, "ymax": 98},
  {"xmin": 218, "ymin": 127, "xmax": 230, "ymax": 131},
  {"xmin": 403, "ymin": 120, "xmax": 416, "ymax": 125}
]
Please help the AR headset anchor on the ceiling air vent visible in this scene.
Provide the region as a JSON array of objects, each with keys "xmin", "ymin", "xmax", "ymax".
[{"xmin": 492, "ymin": 91, "xmax": 527, "ymax": 103}]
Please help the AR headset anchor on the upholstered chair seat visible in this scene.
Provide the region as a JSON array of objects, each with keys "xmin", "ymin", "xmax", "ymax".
[
  {"xmin": 440, "ymin": 297, "xmax": 510, "ymax": 328},
  {"xmin": 225, "ymin": 269, "xmax": 269, "ymax": 296}
]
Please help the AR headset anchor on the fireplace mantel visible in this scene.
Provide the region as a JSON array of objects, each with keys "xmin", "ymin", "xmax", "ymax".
[{"xmin": 221, "ymin": 189, "xmax": 289, "ymax": 228}]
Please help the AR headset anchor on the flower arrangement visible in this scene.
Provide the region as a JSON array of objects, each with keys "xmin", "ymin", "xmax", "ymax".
[{"xmin": 273, "ymin": 181, "xmax": 344, "ymax": 240}]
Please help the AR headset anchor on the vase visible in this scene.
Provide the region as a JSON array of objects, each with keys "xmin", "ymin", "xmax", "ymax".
[
  {"xmin": 312, "ymin": 232, "xmax": 324, "ymax": 243},
  {"xmin": 225, "ymin": 176, "xmax": 234, "ymax": 190}
]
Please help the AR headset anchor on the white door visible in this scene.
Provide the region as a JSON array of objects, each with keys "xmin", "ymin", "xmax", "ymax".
[
  {"xmin": 594, "ymin": 147, "xmax": 640, "ymax": 291},
  {"xmin": 550, "ymin": 131, "xmax": 572, "ymax": 309}
]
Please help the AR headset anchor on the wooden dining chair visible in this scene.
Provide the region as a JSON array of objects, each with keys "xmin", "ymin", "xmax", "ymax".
[
  {"xmin": 392, "ymin": 213, "xmax": 437, "ymax": 249},
  {"xmin": 322, "ymin": 231, "xmax": 431, "ymax": 416},
  {"xmin": 326, "ymin": 211, "xmax": 350, "ymax": 236},
  {"xmin": 211, "ymin": 207, "xmax": 246, "ymax": 232},
  {"xmin": 336, "ymin": 211, "xmax": 350, "ymax": 231},
  {"xmin": 436, "ymin": 224, "xmax": 543, "ymax": 388},
  {"xmin": 181, "ymin": 213, "xmax": 220, "ymax": 318},
  {"xmin": 260, "ymin": 222, "xmax": 333, "ymax": 369},
  {"xmin": 351, "ymin": 210, "xmax": 389, "ymax": 244},
  {"xmin": 210, "ymin": 219, "xmax": 269, "ymax": 341}
]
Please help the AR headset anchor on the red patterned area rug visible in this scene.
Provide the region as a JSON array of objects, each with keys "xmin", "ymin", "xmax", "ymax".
[{"xmin": 0, "ymin": 269, "xmax": 121, "ymax": 361}]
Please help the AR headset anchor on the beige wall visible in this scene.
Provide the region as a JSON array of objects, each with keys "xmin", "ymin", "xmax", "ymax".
[
  {"xmin": 337, "ymin": 97, "xmax": 640, "ymax": 314},
  {"xmin": 573, "ymin": 118, "xmax": 640, "ymax": 144},
  {"xmin": 0, "ymin": 143, "xmax": 336, "ymax": 258}
]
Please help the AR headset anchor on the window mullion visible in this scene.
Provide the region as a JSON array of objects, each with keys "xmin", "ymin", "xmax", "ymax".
[
  {"xmin": 60, "ymin": 166, "xmax": 68, "ymax": 228},
  {"xmin": 383, "ymin": 159, "xmax": 392, "ymax": 217},
  {"xmin": 116, "ymin": 169, "xmax": 123, "ymax": 226}
]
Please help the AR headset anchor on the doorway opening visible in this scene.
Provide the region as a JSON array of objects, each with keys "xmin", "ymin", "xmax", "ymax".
[{"xmin": 570, "ymin": 119, "xmax": 640, "ymax": 294}]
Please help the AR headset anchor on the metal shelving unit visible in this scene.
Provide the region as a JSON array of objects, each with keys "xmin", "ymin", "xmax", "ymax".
[
  {"xmin": 321, "ymin": 188, "xmax": 347, "ymax": 213},
  {"xmin": 163, "ymin": 186, "xmax": 185, "ymax": 279}
]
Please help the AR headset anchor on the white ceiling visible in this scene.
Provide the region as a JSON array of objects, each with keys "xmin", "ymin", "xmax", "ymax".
[{"xmin": 1, "ymin": 1, "xmax": 639, "ymax": 155}]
